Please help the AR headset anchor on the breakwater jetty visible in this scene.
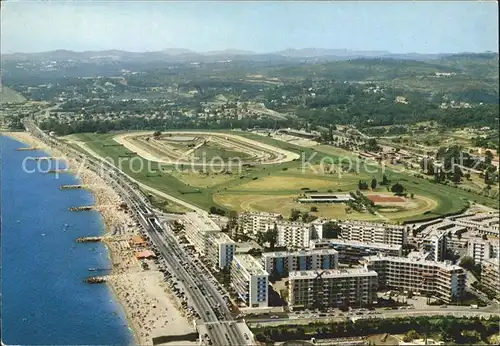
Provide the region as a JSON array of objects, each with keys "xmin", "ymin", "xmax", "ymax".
[
  {"xmin": 26, "ymin": 156, "xmax": 54, "ymax": 161},
  {"xmin": 76, "ymin": 236, "xmax": 103, "ymax": 243},
  {"xmin": 16, "ymin": 147, "xmax": 39, "ymax": 151},
  {"xmin": 84, "ymin": 276, "xmax": 107, "ymax": 284},
  {"xmin": 47, "ymin": 169, "xmax": 69, "ymax": 174},
  {"xmin": 68, "ymin": 206, "xmax": 94, "ymax": 212},
  {"xmin": 61, "ymin": 184, "xmax": 85, "ymax": 190}
]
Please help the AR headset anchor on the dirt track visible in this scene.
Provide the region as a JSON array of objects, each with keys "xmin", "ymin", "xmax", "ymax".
[{"xmin": 113, "ymin": 131, "xmax": 300, "ymax": 165}]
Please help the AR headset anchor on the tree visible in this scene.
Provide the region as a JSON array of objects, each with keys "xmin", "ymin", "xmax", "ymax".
[
  {"xmin": 391, "ymin": 182, "xmax": 405, "ymax": 195},
  {"xmin": 459, "ymin": 256, "xmax": 475, "ymax": 271},
  {"xmin": 485, "ymin": 150, "xmax": 493, "ymax": 165},
  {"xmin": 310, "ymin": 206, "xmax": 318, "ymax": 212},
  {"xmin": 323, "ymin": 221, "xmax": 341, "ymax": 239},
  {"xmin": 153, "ymin": 130, "xmax": 162, "ymax": 138},
  {"xmin": 452, "ymin": 165, "xmax": 463, "ymax": 184},
  {"xmin": 358, "ymin": 180, "xmax": 369, "ymax": 190},
  {"xmin": 365, "ymin": 138, "xmax": 380, "ymax": 152},
  {"xmin": 381, "ymin": 174, "xmax": 389, "ymax": 185},
  {"xmin": 290, "ymin": 209, "xmax": 301, "ymax": 221},
  {"xmin": 371, "ymin": 178, "xmax": 377, "ymax": 190}
]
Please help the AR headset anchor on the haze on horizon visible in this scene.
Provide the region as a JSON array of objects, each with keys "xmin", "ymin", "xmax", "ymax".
[{"xmin": 1, "ymin": 0, "xmax": 498, "ymax": 55}]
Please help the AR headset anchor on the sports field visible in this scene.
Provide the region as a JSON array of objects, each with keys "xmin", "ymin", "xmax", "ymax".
[
  {"xmin": 61, "ymin": 130, "xmax": 498, "ymax": 222},
  {"xmin": 114, "ymin": 131, "xmax": 300, "ymax": 165}
]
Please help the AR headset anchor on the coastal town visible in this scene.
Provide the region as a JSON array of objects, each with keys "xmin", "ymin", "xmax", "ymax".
[{"xmin": 1, "ymin": 2, "xmax": 499, "ymax": 345}]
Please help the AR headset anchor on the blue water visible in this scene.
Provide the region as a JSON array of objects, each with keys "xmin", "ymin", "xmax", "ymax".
[{"xmin": 1, "ymin": 135, "xmax": 134, "ymax": 345}]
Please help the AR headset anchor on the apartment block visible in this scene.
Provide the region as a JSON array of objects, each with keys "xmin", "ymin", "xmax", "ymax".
[
  {"xmin": 363, "ymin": 253, "xmax": 466, "ymax": 303},
  {"xmin": 310, "ymin": 238, "xmax": 402, "ymax": 263},
  {"xmin": 182, "ymin": 212, "xmax": 221, "ymax": 255},
  {"xmin": 231, "ymin": 254, "xmax": 269, "ymax": 308},
  {"xmin": 421, "ymin": 230, "xmax": 448, "ymax": 262},
  {"xmin": 467, "ymin": 238, "xmax": 500, "ymax": 264},
  {"xmin": 449, "ymin": 212, "xmax": 500, "ymax": 236},
  {"xmin": 339, "ymin": 221, "xmax": 407, "ymax": 246},
  {"xmin": 238, "ymin": 211, "xmax": 281, "ymax": 235},
  {"xmin": 288, "ymin": 268, "xmax": 378, "ymax": 310},
  {"xmin": 237, "ymin": 212, "xmax": 323, "ymax": 249},
  {"xmin": 481, "ymin": 258, "xmax": 499, "ymax": 297},
  {"xmin": 207, "ymin": 231, "xmax": 237, "ymax": 269},
  {"xmin": 262, "ymin": 249, "xmax": 338, "ymax": 277}
]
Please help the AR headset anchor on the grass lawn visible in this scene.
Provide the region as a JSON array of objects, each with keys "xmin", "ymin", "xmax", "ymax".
[{"xmin": 62, "ymin": 131, "xmax": 499, "ymax": 222}]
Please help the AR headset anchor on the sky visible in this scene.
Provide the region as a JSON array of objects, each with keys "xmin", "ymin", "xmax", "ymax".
[{"xmin": 1, "ymin": 1, "xmax": 498, "ymax": 54}]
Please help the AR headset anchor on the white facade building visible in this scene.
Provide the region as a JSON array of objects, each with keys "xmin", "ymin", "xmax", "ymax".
[
  {"xmin": 310, "ymin": 238, "xmax": 402, "ymax": 262},
  {"xmin": 288, "ymin": 268, "xmax": 378, "ymax": 309},
  {"xmin": 207, "ymin": 232, "xmax": 237, "ymax": 269},
  {"xmin": 231, "ymin": 254, "xmax": 269, "ymax": 308},
  {"xmin": 363, "ymin": 254, "xmax": 466, "ymax": 303},
  {"xmin": 262, "ymin": 249, "xmax": 338, "ymax": 277},
  {"xmin": 339, "ymin": 221, "xmax": 407, "ymax": 246},
  {"xmin": 467, "ymin": 238, "xmax": 499, "ymax": 264},
  {"xmin": 182, "ymin": 212, "xmax": 221, "ymax": 255}
]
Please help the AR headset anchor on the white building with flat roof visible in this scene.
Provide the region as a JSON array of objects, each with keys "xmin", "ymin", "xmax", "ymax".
[
  {"xmin": 238, "ymin": 211, "xmax": 281, "ymax": 235},
  {"xmin": 481, "ymin": 258, "xmax": 499, "ymax": 298},
  {"xmin": 288, "ymin": 268, "xmax": 378, "ymax": 309},
  {"xmin": 207, "ymin": 232, "xmax": 237, "ymax": 269},
  {"xmin": 262, "ymin": 249, "xmax": 338, "ymax": 277},
  {"xmin": 231, "ymin": 254, "xmax": 269, "ymax": 308},
  {"xmin": 338, "ymin": 221, "xmax": 407, "ymax": 246},
  {"xmin": 310, "ymin": 238, "xmax": 402, "ymax": 262},
  {"xmin": 182, "ymin": 212, "xmax": 221, "ymax": 255},
  {"xmin": 237, "ymin": 212, "xmax": 323, "ymax": 249},
  {"xmin": 467, "ymin": 238, "xmax": 499, "ymax": 264},
  {"xmin": 363, "ymin": 254, "xmax": 466, "ymax": 303}
]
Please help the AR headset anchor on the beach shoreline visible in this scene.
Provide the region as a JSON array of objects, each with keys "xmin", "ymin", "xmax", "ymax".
[{"xmin": 2, "ymin": 131, "xmax": 194, "ymax": 346}]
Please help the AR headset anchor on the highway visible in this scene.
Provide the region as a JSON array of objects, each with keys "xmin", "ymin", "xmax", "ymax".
[{"xmin": 23, "ymin": 118, "xmax": 246, "ymax": 346}]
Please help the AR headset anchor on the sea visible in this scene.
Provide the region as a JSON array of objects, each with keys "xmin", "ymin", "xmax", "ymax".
[{"xmin": 1, "ymin": 135, "xmax": 134, "ymax": 345}]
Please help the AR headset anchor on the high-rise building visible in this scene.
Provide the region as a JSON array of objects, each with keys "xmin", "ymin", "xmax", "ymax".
[
  {"xmin": 288, "ymin": 268, "xmax": 378, "ymax": 310},
  {"xmin": 207, "ymin": 232, "xmax": 237, "ymax": 269},
  {"xmin": 338, "ymin": 221, "xmax": 407, "ymax": 246},
  {"xmin": 181, "ymin": 212, "xmax": 221, "ymax": 255},
  {"xmin": 481, "ymin": 258, "xmax": 499, "ymax": 298},
  {"xmin": 310, "ymin": 239, "xmax": 402, "ymax": 262},
  {"xmin": 231, "ymin": 254, "xmax": 269, "ymax": 308},
  {"xmin": 363, "ymin": 253, "xmax": 466, "ymax": 303},
  {"xmin": 467, "ymin": 238, "xmax": 499, "ymax": 264},
  {"xmin": 262, "ymin": 249, "xmax": 338, "ymax": 278}
]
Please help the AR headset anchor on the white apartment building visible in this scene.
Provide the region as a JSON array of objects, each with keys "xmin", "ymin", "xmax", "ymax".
[
  {"xmin": 182, "ymin": 212, "xmax": 221, "ymax": 255},
  {"xmin": 363, "ymin": 254, "xmax": 466, "ymax": 303},
  {"xmin": 262, "ymin": 249, "xmax": 338, "ymax": 277},
  {"xmin": 481, "ymin": 258, "xmax": 499, "ymax": 298},
  {"xmin": 207, "ymin": 232, "xmax": 237, "ymax": 269},
  {"xmin": 231, "ymin": 254, "xmax": 269, "ymax": 308},
  {"xmin": 421, "ymin": 230, "xmax": 448, "ymax": 262},
  {"xmin": 275, "ymin": 221, "xmax": 315, "ymax": 249},
  {"xmin": 238, "ymin": 211, "xmax": 281, "ymax": 235},
  {"xmin": 339, "ymin": 221, "xmax": 407, "ymax": 246},
  {"xmin": 449, "ymin": 212, "xmax": 500, "ymax": 236},
  {"xmin": 310, "ymin": 238, "xmax": 402, "ymax": 263},
  {"xmin": 288, "ymin": 268, "xmax": 378, "ymax": 310},
  {"xmin": 237, "ymin": 212, "xmax": 323, "ymax": 249},
  {"xmin": 467, "ymin": 238, "xmax": 500, "ymax": 264}
]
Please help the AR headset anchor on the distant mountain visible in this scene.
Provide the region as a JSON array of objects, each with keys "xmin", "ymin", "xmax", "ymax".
[
  {"xmin": 275, "ymin": 48, "xmax": 391, "ymax": 58},
  {"xmin": 1, "ymin": 48, "xmax": 496, "ymax": 63}
]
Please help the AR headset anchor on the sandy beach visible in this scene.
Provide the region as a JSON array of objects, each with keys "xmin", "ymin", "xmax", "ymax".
[{"xmin": 3, "ymin": 131, "xmax": 195, "ymax": 346}]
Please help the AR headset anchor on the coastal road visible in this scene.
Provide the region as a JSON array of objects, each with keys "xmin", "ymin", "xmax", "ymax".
[{"xmin": 246, "ymin": 309, "xmax": 500, "ymax": 327}]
